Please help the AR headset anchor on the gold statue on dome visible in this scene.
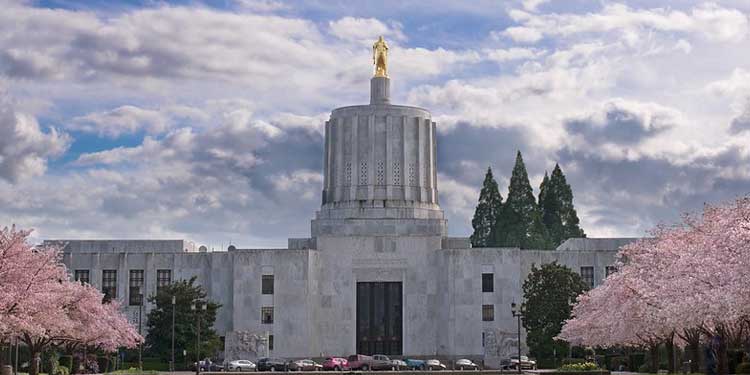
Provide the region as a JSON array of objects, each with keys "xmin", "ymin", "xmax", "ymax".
[{"xmin": 373, "ymin": 36, "xmax": 389, "ymax": 77}]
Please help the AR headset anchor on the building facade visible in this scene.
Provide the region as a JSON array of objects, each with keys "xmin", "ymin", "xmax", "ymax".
[{"xmin": 53, "ymin": 47, "xmax": 632, "ymax": 366}]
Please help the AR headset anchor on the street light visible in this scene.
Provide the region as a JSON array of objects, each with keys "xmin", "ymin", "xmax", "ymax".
[
  {"xmin": 191, "ymin": 302, "xmax": 207, "ymax": 375},
  {"xmin": 138, "ymin": 293, "xmax": 144, "ymax": 372},
  {"xmin": 171, "ymin": 295, "xmax": 176, "ymax": 373},
  {"xmin": 510, "ymin": 302, "xmax": 524, "ymax": 374}
]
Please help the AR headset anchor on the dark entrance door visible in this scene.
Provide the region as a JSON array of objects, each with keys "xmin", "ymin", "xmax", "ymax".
[{"xmin": 356, "ymin": 282, "xmax": 403, "ymax": 355}]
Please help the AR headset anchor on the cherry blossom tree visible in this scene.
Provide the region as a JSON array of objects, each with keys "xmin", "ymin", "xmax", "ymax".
[
  {"xmin": 559, "ymin": 197, "xmax": 750, "ymax": 375},
  {"xmin": 0, "ymin": 226, "xmax": 142, "ymax": 375}
]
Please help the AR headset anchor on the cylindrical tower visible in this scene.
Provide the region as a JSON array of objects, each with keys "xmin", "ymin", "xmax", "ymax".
[{"xmin": 312, "ymin": 59, "xmax": 445, "ymax": 237}]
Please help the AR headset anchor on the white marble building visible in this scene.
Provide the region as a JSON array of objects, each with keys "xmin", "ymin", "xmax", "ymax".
[{"xmin": 52, "ymin": 61, "xmax": 630, "ymax": 367}]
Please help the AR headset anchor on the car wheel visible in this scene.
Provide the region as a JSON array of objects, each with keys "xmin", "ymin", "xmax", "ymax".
[
  {"xmin": 419, "ymin": 365, "xmax": 426, "ymax": 371},
  {"xmin": 334, "ymin": 367, "xmax": 341, "ymax": 371},
  {"xmin": 459, "ymin": 367, "xmax": 464, "ymax": 371},
  {"xmin": 391, "ymin": 367, "xmax": 396, "ymax": 371},
  {"xmin": 362, "ymin": 365, "xmax": 369, "ymax": 371}
]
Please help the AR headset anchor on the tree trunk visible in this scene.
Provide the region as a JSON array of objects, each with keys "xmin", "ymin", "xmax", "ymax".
[
  {"xmin": 716, "ymin": 336, "xmax": 728, "ymax": 375},
  {"xmin": 667, "ymin": 335, "xmax": 676, "ymax": 374},
  {"xmin": 650, "ymin": 343, "xmax": 660, "ymax": 373},
  {"xmin": 688, "ymin": 340, "xmax": 701, "ymax": 373},
  {"xmin": 29, "ymin": 351, "xmax": 41, "ymax": 375}
]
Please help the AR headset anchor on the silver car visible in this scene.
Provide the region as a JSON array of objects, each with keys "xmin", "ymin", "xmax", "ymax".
[
  {"xmin": 426, "ymin": 359, "xmax": 447, "ymax": 371},
  {"xmin": 227, "ymin": 360, "xmax": 256, "ymax": 372},
  {"xmin": 455, "ymin": 359, "xmax": 479, "ymax": 370}
]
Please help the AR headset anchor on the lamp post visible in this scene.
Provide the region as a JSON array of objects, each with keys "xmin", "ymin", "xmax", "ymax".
[
  {"xmin": 138, "ymin": 293, "xmax": 144, "ymax": 372},
  {"xmin": 171, "ymin": 295, "xmax": 176, "ymax": 373},
  {"xmin": 510, "ymin": 302, "xmax": 524, "ymax": 374},
  {"xmin": 191, "ymin": 303, "xmax": 207, "ymax": 375}
]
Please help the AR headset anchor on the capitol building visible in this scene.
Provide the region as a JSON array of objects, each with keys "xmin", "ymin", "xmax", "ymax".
[{"xmin": 52, "ymin": 38, "xmax": 625, "ymax": 367}]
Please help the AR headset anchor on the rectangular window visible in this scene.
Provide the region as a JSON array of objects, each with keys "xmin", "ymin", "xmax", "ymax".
[
  {"xmin": 157, "ymin": 269, "xmax": 172, "ymax": 291},
  {"xmin": 482, "ymin": 332, "xmax": 485, "ymax": 347},
  {"xmin": 580, "ymin": 266, "xmax": 595, "ymax": 288},
  {"xmin": 129, "ymin": 270, "xmax": 144, "ymax": 306},
  {"xmin": 262, "ymin": 275, "xmax": 274, "ymax": 295},
  {"xmin": 74, "ymin": 270, "xmax": 90, "ymax": 284},
  {"xmin": 482, "ymin": 273, "xmax": 494, "ymax": 293},
  {"xmin": 482, "ymin": 304, "xmax": 494, "ymax": 321},
  {"xmin": 268, "ymin": 335, "xmax": 274, "ymax": 351},
  {"xmin": 261, "ymin": 307, "xmax": 274, "ymax": 324},
  {"xmin": 605, "ymin": 266, "xmax": 617, "ymax": 278},
  {"xmin": 102, "ymin": 270, "xmax": 117, "ymax": 303}
]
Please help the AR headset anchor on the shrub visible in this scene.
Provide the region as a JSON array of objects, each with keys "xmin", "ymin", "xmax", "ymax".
[
  {"xmin": 736, "ymin": 362, "xmax": 750, "ymax": 374},
  {"xmin": 562, "ymin": 358, "xmax": 586, "ymax": 366},
  {"xmin": 56, "ymin": 365, "xmax": 70, "ymax": 375},
  {"xmin": 559, "ymin": 362, "xmax": 600, "ymax": 371},
  {"xmin": 637, "ymin": 363, "xmax": 651, "ymax": 373}
]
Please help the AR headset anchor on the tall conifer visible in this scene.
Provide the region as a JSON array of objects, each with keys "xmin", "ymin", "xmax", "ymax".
[
  {"xmin": 470, "ymin": 167, "xmax": 503, "ymax": 247},
  {"xmin": 491, "ymin": 151, "xmax": 542, "ymax": 249},
  {"xmin": 549, "ymin": 164, "xmax": 585, "ymax": 241},
  {"xmin": 539, "ymin": 171, "xmax": 563, "ymax": 248}
]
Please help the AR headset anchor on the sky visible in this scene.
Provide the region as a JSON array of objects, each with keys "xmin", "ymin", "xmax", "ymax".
[{"xmin": 2, "ymin": 0, "xmax": 750, "ymax": 248}]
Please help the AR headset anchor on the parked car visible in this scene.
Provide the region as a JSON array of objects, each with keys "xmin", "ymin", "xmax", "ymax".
[
  {"xmin": 455, "ymin": 359, "xmax": 479, "ymax": 370},
  {"xmin": 288, "ymin": 359, "xmax": 323, "ymax": 371},
  {"xmin": 322, "ymin": 357, "xmax": 349, "ymax": 371},
  {"xmin": 501, "ymin": 356, "xmax": 537, "ymax": 370},
  {"xmin": 347, "ymin": 354, "xmax": 394, "ymax": 371},
  {"xmin": 195, "ymin": 358, "xmax": 224, "ymax": 372},
  {"xmin": 404, "ymin": 359, "xmax": 426, "ymax": 370},
  {"xmin": 257, "ymin": 358, "xmax": 288, "ymax": 372},
  {"xmin": 390, "ymin": 359, "xmax": 408, "ymax": 370},
  {"xmin": 227, "ymin": 360, "xmax": 256, "ymax": 372},
  {"xmin": 426, "ymin": 359, "xmax": 446, "ymax": 371}
]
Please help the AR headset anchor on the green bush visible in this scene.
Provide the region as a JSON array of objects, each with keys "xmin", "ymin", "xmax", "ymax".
[
  {"xmin": 562, "ymin": 358, "xmax": 586, "ymax": 366},
  {"xmin": 637, "ymin": 363, "xmax": 651, "ymax": 373},
  {"xmin": 736, "ymin": 362, "xmax": 750, "ymax": 374},
  {"xmin": 559, "ymin": 362, "xmax": 600, "ymax": 371},
  {"xmin": 55, "ymin": 365, "xmax": 70, "ymax": 375}
]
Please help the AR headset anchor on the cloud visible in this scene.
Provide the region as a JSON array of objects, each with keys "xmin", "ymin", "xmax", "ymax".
[
  {"xmin": 498, "ymin": 3, "xmax": 749, "ymax": 44},
  {"xmin": 483, "ymin": 47, "xmax": 545, "ymax": 63},
  {"xmin": 730, "ymin": 103, "xmax": 750, "ymax": 134},
  {"xmin": 0, "ymin": 89, "xmax": 70, "ymax": 183},
  {"xmin": 564, "ymin": 99, "xmax": 677, "ymax": 145},
  {"xmin": 328, "ymin": 17, "xmax": 405, "ymax": 43},
  {"xmin": 234, "ymin": 0, "xmax": 288, "ymax": 13}
]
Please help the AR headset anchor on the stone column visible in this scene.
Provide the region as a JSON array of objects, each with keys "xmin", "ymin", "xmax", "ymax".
[{"xmin": 370, "ymin": 77, "xmax": 390, "ymax": 105}]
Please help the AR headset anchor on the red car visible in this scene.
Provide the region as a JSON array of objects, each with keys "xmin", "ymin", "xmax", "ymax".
[{"xmin": 322, "ymin": 357, "xmax": 349, "ymax": 371}]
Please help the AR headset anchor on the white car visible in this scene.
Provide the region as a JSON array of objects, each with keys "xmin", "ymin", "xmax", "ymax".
[
  {"xmin": 426, "ymin": 359, "xmax": 447, "ymax": 371},
  {"xmin": 455, "ymin": 359, "xmax": 479, "ymax": 370},
  {"xmin": 227, "ymin": 360, "xmax": 256, "ymax": 372}
]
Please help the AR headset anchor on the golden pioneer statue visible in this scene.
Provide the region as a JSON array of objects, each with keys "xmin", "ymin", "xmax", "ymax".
[{"xmin": 373, "ymin": 36, "xmax": 389, "ymax": 77}]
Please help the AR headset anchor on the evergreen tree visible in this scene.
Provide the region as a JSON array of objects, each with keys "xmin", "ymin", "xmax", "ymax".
[
  {"xmin": 539, "ymin": 171, "xmax": 563, "ymax": 249},
  {"xmin": 470, "ymin": 167, "xmax": 503, "ymax": 247},
  {"xmin": 491, "ymin": 151, "xmax": 542, "ymax": 249},
  {"xmin": 522, "ymin": 262, "xmax": 589, "ymax": 366},
  {"xmin": 527, "ymin": 210, "xmax": 552, "ymax": 250},
  {"xmin": 549, "ymin": 164, "xmax": 585, "ymax": 242},
  {"xmin": 146, "ymin": 277, "xmax": 222, "ymax": 368}
]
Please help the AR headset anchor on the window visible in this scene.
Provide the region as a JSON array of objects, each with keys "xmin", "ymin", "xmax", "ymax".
[
  {"xmin": 74, "ymin": 270, "xmax": 90, "ymax": 284},
  {"xmin": 129, "ymin": 270, "xmax": 144, "ymax": 306},
  {"xmin": 261, "ymin": 307, "xmax": 274, "ymax": 324},
  {"xmin": 482, "ymin": 332, "xmax": 485, "ymax": 347},
  {"xmin": 268, "ymin": 335, "xmax": 274, "ymax": 351},
  {"xmin": 482, "ymin": 273, "xmax": 494, "ymax": 293},
  {"xmin": 157, "ymin": 269, "xmax": 172, "ymax": 291},
  {"xmin": 102, "ymin": 270, "xmax": 117, "ymax": 302},
  {"xmin": 580, "ymin": 266, "xmax": 594, "ymax": 288},
  {"xmin": 262, "ymin": 275, "xmax": 274, "ymax": 295},
  {"xmin": 482, "ymin": 304, "xmax": 494, "ymax": 321},
  {"xmin": 605, "ymin": 266, "xmax": 617, "ymax": 278}
]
